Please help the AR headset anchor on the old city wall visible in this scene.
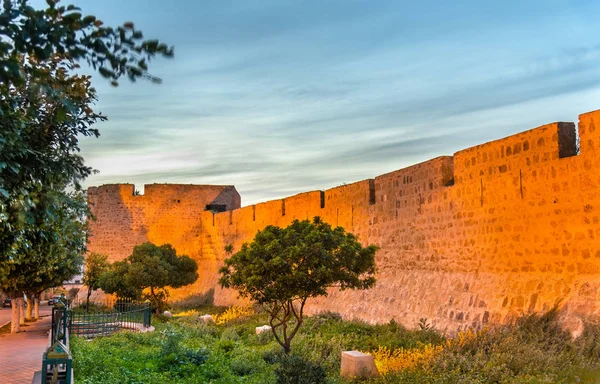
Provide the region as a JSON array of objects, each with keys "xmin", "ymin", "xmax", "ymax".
[
  {"xmin": 88, "ymin": 109, "xmax": 600, "ymax": 333},
  {"xmin": 87, "ymin": 183, "xmax": 240, "ymax": 297}
]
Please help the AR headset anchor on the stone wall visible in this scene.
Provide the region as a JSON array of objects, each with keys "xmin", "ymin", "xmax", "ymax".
[{"xmin": 87, "ymin": 109, "xmax": 600, "ymax": 334}]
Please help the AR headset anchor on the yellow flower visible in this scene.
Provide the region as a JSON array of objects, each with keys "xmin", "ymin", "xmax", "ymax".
[
  {"xmin": 371, "ymin": 344, "xmax": 443, "ymax": 374},
  {"xmin": 214, "ymin": 306, "xmax": 254, "ymax": 325}
]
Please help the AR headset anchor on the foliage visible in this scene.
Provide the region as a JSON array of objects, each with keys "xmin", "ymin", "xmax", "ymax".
[
  {"xmin": 0, "ymin": 0, "xmax": 172, "ymax": 333},
  {"xmin": 0, "ymin": 0, "xmax": 173, "ymax": 282},
  {"xmin": 0, "ymin": 0, "xmax": 173, "ymax": 87},
  {"xmin": 171, "ymin": 288, "xmax": 215, "ymax": 311},
  {"xmin": 99, "ymin": 242, "xmax": 198, "ymax": 314},
  {"xmin": 214, "ymin": 306, "xmax": 255, "ymax": 325},
  {"xmin": 82, "ymin": 252, "xmax": 109, "ymax": 307},
  {"xmin": 219, "ymin": 217, "xmax": 377, "ymax": 353},
  {"xmin": 71, "ymin": 307, "xmax": 600, "ymax": 384},
  {"xmin": 274, "ymin": 354, "xmax": 327, "ymax": 384},
  {"xmin": 96, "ymin": 259, "xmax": 139, "ymax": 300},
  {"xmin": 1, "ymin": 189, "xmax": 86, "ymax": 298},
  {"xmin": 371, "ymin": 344, "xmax": 443, "ymax": 374},
  {"xmin": 71, "ymin": 322, "xmax": 277, "ymax": 384}
]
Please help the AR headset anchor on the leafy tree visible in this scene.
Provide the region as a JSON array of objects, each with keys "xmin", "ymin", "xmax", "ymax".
[
  {"xmin": 99, "ymin": 243, "xmax": 199, "ymax": 314},
  {"xmin": 0, "ymin": 0, "xmax": 173, "ymax": 284},
  {"xmin": 0, "ymin": 0, "xmax": 172, "ymax": 331},
  {"xmin": 82, "ymin": 252, "xmax": 110, "ymax": 308},
  {"xmin": 1, "ymin": 189, "xmax": 86, "ymax": 331},
  {"xmin": 219, "ymin": 217, "xmax": 378, "ymax": 353},
  {"xmin": 97, "ymin": 260, "xmax": 140, "ymax": 300}
]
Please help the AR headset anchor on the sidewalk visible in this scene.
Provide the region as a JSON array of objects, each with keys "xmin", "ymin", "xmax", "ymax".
[{"xmin": 0, "ymin": 316, "xmax": 52, "ymax": 384}]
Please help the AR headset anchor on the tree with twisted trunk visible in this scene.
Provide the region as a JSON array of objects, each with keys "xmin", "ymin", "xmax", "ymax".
[{"xmin": 219, "ymin": 217, "xmax": 378, "ymax": 354}]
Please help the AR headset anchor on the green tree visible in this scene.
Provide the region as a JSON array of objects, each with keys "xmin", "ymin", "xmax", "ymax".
[
  {"xmin": 1, "ymin": 189, "xmax": 86, "ymax": 331},
  {"xmin": 0, "ymin": 0, "xmax": 173, "ymax": 284},
  {"xmin": 99, "ymin": 243, "xmax": 199, "ymax": 314},
  {"xmin": 219, "ymin": 217, "xmax": 378, "ymax": 354},
  {"xmin": 82, "ymin": 252, "xmax": 110, "ymax": 308},
  {"xmin": 97, "ymin": 260, "xmax": 139, "ymax": 300},
  {"xmin": 0, "ymin": 0, "xmax": 172, "ymax": 332}
]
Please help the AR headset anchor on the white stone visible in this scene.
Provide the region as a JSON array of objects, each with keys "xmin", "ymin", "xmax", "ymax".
[
  {"xmin": 340, "ymin": 350, "xmax": 379, "ymax": 378},
  {"xmin": 200, "ymin": 314, "xmax": 214, "ymax": 323},
  {"xmin": 163, "ymin": 311, "xmax": 172, "ymax": 318},
  {"xmin": 255, "ymin": 325, "xmax": 272, "ymax": 335}
]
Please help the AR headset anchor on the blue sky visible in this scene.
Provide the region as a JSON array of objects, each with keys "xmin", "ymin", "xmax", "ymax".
[{"xmin": 62, "ymin": 0, "xmax": 600, "ymax": 205}]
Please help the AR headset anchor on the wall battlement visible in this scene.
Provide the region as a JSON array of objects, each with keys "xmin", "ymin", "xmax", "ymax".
[{"xmin": 88, "ymin": 109, "xmax": 600, "ymax": 334}]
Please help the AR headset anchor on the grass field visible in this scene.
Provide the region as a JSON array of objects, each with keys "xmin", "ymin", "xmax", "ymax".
[{"xmin": 71, "ymin": 305, "xmax": 600, "ymax": 383}]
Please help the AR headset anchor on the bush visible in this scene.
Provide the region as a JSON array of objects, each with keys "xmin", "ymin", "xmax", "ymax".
[
  {"xmin": 230, "ymin": 349, "xmax": 267, "ymax": 376},
  {"xmin": 70, "ymin": 302, "xmax": 112, "ymax": 314},
  {"xmin": 314, "ymin": 311, "xmax": 342, "ymax": 322},
  {"xmin": 71, "ymin": 305, "xmax": 600, "ymax": 384},
  {"xmin": 275, "ymin": 355, "xmax": 327, "ymax": 384},
  {"xmin": 170, "ymin": 289, "xmax": 215, "ymax": 311}
]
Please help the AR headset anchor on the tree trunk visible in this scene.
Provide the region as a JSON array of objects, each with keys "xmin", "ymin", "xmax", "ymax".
[
  {"xmin": 86, "ymin": 286, "xmax": 92, "ymax": 309},
  {"xmin": 150, "ymin": 287, "xmax": 160, "ymax": 315},
  {"xmin": 19, "ymin": 298, "xmax": 25, "ymax": 325},
  {"xmin": 11, "ymin": 297, "xmax": 20, "ymax": 333},
  {"xmin": 25, "ymin": 295, "xmax": 33, "ymax": 320},
  {"xmin": 34, "ymin": 295, "xmax": 40, "ymax": 320}
]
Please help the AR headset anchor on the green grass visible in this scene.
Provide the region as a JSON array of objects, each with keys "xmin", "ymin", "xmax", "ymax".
[{"xmin": 71, "ymin": 306, "xmax": 600, "ymax": 384}]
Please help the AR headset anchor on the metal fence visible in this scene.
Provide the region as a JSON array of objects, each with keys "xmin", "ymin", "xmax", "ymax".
[
  {"xmin": 68, "ymin": 299, "xmax": 152, "ymax": 339},
  {"xmin": 41, "ymin": 299, "xmax": 152, "ymax": 383}
]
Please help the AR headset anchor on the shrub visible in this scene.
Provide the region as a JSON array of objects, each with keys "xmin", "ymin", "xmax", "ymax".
[
  {"xmin": 314, "ymin": 311, "xmax": 342, "ymax": 322},
  {"xmin": 275, "ymin": 355, "xmax": 327, "ymax": 384},
  {"xmin": 214, "ymin": 306, "xmax": 255, "ymax": 325},
  {"xmin": 171, "ymin": 288, "xmax": 215, "ymax": 311},
  {"xmin": 372, "ymin": 344, "xmax": 443, "ymax": 374},
  {"xmin": 230, "ymin": 349, "xmax": 267, "ymax": 376}
]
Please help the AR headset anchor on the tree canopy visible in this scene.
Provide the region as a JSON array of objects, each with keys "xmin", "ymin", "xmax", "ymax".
[
  {"xmin": 82, "ymin": 252, "xmax": 110, "ymax": 307},
  {"xmin": 0, "ymin": 0, "xmax": 173, "ymax": 331},
  {"xmin": 99, "ymin": 243, "xmax": 199, "ymax": 314},
  {"xmin": 219, "ymin": 217, "xmax": 378, "ymax": 353}
]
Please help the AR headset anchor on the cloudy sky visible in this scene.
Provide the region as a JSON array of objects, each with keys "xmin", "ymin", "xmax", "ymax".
[{"xmin": 64, "ymin": 0, "xmax": 600, "ymax": 205}]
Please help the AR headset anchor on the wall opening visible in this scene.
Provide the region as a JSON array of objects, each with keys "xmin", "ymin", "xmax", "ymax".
[
  {"xmin": 252, "ymin": 205, "xmax": 256, "ymax": 221},
  {"xmin": 132, "ymin": 184, "xmax": 145, "ymax": 196},
  {"xmin": 558, "ymin": 122, "xmax": 578, "ymax": 158},
  {"xmin": 229, "ymin": 211, "xmax": 233, "ymax": 225},
  {"xmin": 281, "ymin": 199, "xmax": 286, "ymax": 216},
  {"xmin": 206, "ymin": 204, "xmax": 227, "ymax": 213},
  {"xmin": 320, "ymin": 191, "xmax": 325, "ymax": 208}
]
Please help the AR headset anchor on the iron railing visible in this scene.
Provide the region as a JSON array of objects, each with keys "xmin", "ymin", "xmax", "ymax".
[
  {"xmin": 69, "ymin": 299, "xmax": 152, "ymax": 338},
  {"xmin": 41, "ymin": 299, "xmax": 152, "ymax": 383}
]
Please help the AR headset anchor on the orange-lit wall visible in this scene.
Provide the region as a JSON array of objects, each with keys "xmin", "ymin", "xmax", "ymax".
[
  {"xmin": 87, "ymin": 183, "xmax": 240, "ymax": 297},
  {"xmin": 88, "ymin": 109, "xmax": 600, "ymax": 334}
]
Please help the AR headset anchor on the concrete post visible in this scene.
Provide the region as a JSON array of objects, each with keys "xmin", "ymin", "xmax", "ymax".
[{"xmin": 340, "ymin": 351, "xmax": 379, "ymax": 378}]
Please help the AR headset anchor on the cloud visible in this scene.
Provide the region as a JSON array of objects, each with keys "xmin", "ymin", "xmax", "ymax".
[{"xmin": 74, "ymin": 0, "xmax": 600, "ymax": 205}]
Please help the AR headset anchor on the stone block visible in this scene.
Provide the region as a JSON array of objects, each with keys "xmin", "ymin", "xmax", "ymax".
[
  {"xmin": 255, "ymin": 325, "xmax": 272, "ymax": 335},
  {"xmin": 163, "ymin": 311, "xmax": 172, "ymax": 318},
  {"xmin": 340, "ymin": 351, "xmax": 379, "ymax": 378},
  {"xmin": 200, "ymin": 314, "xmax": 214, "ymax": 323}
]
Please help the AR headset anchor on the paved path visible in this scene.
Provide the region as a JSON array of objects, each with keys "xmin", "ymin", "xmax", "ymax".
[
  {"xmin": 0, "ymin": 312, "xmax": 52, "ymax": 384},
  {"xmin": 0, "ymin": 307, "xmax": 13, "ymax": 327},
  {"xmin": 0, "ymin": 305, "xmax": 52, "ymax": 328}
]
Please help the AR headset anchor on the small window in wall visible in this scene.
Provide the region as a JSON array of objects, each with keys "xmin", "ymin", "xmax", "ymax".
[{"xmin": 206, "ymin": 204, "xmax": 227, "ymax": 213}]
